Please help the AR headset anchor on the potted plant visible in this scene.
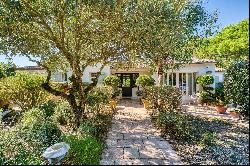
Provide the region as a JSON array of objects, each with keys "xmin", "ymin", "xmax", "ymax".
[
  {"xmin": 135, "ymin": 75, "xmax": 155, "ymax": 109},
  {"xmin": 196, "ymin": 75, "xmax": 215, "ymax": 106},
  {"xmin": 103, "ymin": 75, "xmax": 121, "ymax": 110},
  {"xmin": 109, "ymin": 89, "xmax": 122, "ymax": 110},
  {"xmin": 215, "ymin": 99, "xmax": 227, "ymax": 114},
  {"xmin": 229, "ymin": 108, "xmax": 241, "ymax": 118}
]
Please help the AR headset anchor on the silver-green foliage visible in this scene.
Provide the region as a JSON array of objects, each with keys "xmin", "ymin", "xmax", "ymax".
[{"xmin": 0, "ymin": 72, "xmax": 52, "ymax": 110}]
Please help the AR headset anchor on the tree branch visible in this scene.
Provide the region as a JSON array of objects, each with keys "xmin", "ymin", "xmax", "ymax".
[{"xmin": 84, "ymin": 62, "xmax": 107, "ymax": 94}]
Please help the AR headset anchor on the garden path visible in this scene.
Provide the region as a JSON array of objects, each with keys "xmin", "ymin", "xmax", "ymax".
[{"xmin": 100, "ymin": 99, "xmax": 183, "ymax": 165}]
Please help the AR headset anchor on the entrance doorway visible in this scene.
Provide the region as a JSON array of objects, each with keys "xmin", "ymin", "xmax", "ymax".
[{"xmin": 115, "ymin": 73, "xmax": 139, "ymax": 97}]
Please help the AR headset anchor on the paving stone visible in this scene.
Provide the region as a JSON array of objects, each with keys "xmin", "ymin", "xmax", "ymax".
[
  {"xmin": 143, "ymin": 139, "xmax": 172, "ymax": 149},
  {"xmin": 107, "ymin": 131, "xmax": 124, "ymax": 140},
  {"xmin": 117, "ymin": 139, "xmax": 144, "ymax": 148},
  {"xmin": 99, "ymin": 159, "xmax": 115, "ymax": 165},
  {"xmin": 102, "ymin": 148, "xmax": 123, "ymax": 160},
  {"xmin": 100, "ymin": 100, "xmax": 183, "ymax": 165},
  {"xmin": 124, "ymin": 133, "xmax": 148, "ymax": 140},
  {"xmin": 131, "ymin": 159, "xmax": 150, "ymax": 165},
  {"xmin": 115, "ymin": 159, "xmax": 134, "ymax": 165},
  {"xmin": 147, "ymin": 135, "xmax": 165, "ymax": 141},
  {"xmin": 124, "ymin": 147, "xmax": 140, "ymax": 159},
  {"xmin": 139, "ymin": 147, "xmax": 165, "ymax": 159},
  {"xmin": 147, "ymin": 159, "xmax": 167, "ymax": 165}
]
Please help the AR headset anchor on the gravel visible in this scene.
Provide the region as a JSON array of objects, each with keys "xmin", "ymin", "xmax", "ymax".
[{"xmin": 168, "ymin": 120, "xmax": 249, "ymax": 165}]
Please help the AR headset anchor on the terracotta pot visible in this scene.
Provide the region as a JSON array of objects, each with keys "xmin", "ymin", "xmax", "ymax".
[
  {"xmin": 142, "ymin": 99, "xmax": 150, "ymax": 109},
  {"xmin": 110, "ymin": 100, "xmax": 117, "ymax": 110},
  {"xmin": 230, "ymin": 111, "xmax": 240, "ymax": 118},
  {"xmin": 197, "ymin": 96, "xmax": 203, "ymax": 105},
  {"xmin": 215, "ymin": 105, "xmax": 227, "ymax": 114},
  {"xmin": 0, "ymin": 99, "xmax": 10, "ymax": 108}
]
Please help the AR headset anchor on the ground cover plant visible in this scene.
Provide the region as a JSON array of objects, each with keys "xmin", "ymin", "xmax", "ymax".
[{"xmin": 151, "ymin": 109, "xmax": 249, "ymax": 165}]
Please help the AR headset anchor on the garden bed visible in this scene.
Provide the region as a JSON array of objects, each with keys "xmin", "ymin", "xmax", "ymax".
[{"xmin": 151, "ymin": 111, "xmax": 249, "ymax": 165}]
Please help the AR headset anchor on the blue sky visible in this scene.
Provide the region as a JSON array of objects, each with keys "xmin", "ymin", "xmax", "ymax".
[{"xmin": 0, "ymin": 0, "xmax": 249, "ymax": 67}]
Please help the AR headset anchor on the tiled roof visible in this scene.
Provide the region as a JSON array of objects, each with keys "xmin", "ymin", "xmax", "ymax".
[
  {"xmin": 16, "ymin": 66, "xmax": 45, "ymax": 70},
  {"xmin": 190, "ymin": 57, "xmax": 217, "ymax": 64}
]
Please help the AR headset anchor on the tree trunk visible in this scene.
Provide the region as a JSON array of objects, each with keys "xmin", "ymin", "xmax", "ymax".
[
  {"xmin": 157, "ymin": 61, "xmax": 164, "ymax": 86},
  {"xmin": 157, "ymin": 61, "xmax": 164, "ymax": 111}
]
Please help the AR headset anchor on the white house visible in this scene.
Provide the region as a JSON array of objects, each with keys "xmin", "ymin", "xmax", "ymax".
[{"xmin": 51, "ymin": 57, "xmax": 221, "ymax": 102}]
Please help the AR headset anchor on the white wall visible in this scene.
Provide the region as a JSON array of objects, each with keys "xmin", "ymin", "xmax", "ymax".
[
  {"xmin": 82, "ymin": 64, "xmax": 110, "ymax": 85},
  {"xmin": 214, "ymin": 71, "xmax": 224, "ymax": 82},
  {"xmin": 51, "ymin": 63, "xmax": 217, "ymax": 102},
  {"xmin": 52, "ymin": 63, "xmax": 110, "ymax": 84},
  {"xmin": 163, "ymin": 63, "xmax": 216, "ymax": 92}
]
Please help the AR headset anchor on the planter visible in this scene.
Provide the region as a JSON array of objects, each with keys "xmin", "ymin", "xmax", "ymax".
[
  {"xmin": 0, "ymin": 99, "xmax": 10, "ymax": 109},
  {"xmin": 142, "ymin": 99, "xmax": 150, "ymax": 109},
  {"xmin": 215, "ymin": 105, "xmax": 227, "ymax": 114},
  {"xmin": 197, "ymin": 96, "xmax": 203, "ymax": 105},
  {"xmin": 230, "ymin": 111, "xmax": 240, "ymax": 118},
  {"xmin": 109, "ymin": 100, "xmax": 117, "ymax": 110}
]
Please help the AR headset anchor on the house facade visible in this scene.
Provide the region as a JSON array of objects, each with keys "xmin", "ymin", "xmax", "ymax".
[{"xmin": 51, "ymin": 58, "xmax": 220, "ymax": 102}]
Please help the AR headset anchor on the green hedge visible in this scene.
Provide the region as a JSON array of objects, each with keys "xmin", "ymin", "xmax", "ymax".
[{"xmin": 224, "ymin": 61, "xmax": 249, "ymax": 116}]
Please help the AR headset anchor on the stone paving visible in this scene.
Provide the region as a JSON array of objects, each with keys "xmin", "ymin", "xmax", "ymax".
[{"xmin": 100, "ymin": 99, "xmax": 183, "ymax": 165}]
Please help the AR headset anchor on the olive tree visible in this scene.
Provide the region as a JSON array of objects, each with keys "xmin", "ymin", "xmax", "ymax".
[
  {"xmin": 129, "ymin": 0, "xmax": 218, "ymax": 85},
  {"xmin": 0, "ymin": 0, "xmax": 217, "ymax": 126},
  {"xmin": 0, "ymin": 0, "xmax": 138, "ymax": 126}
]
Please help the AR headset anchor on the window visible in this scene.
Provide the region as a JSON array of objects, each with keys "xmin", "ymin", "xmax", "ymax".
[
  {"xmin": 166, "ymin": 72, "xmax": 196, "ymax": 95},
  {"xmin": 62, "ymin": 73, "xmax": 67, "ymax": 82},
  {"xmin": 90, "ymin": 72, "xmax": 98, "ymax": 82},
  {"xmin": 168, "ymin": 73, "xmax": 176, "ymax": 86}
]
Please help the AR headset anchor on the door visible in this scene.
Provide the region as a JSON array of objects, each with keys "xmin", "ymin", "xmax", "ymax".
[
  {"xmin": 116, "ymin": 73, "xmax": 139, "ymax": 97},
  {"xmin": 122, "ymin": 74, "xmax": 132, "ymax": 97}
]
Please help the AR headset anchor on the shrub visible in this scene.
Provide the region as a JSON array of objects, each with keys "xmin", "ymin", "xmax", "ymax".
[
  {"xmin": 79, "ymin": 113, "xmax": 112, "ymax": 139},
  {"xmin": 155, "ymin": 111, "xmax": 195, "ymax": 141},
  {"xmin": 196, "ymin": 74, "xmax": 214, "ymax": 86},
  {"xmin": 21, "ymin": 108, "xmax": 62, "ymax": 146},
  {"xmin": 0, "ymin": 62, "xmax": 15, "ymax": 79},
  {"xmin": 214, "ymin": 82, "xmax": 225, "ymax": 102},
  {"xmin": 197, "ymin": 74, "xmax": 215, "ymax": 105},
  {"xmin": 39, "ymin": 100, "xmax": 57, "ymax": 117},
  {"xmin": 52, "ymin": 101, "xmax": 74, "ymax": 125},
  {"xmin": 0, "ymin": 127, "xmax": 46, "ymax": 165},
  {"xmin": 79, "ymin": 121, "xmax": 97, "ymax": 136},
  {"xmin": 86, "ymin": 86, "xmax": 112, "ymax": 115},
  {"xmin": 21, "ymin": 107, "xmax": 46, "ymax": 127},
  {"xmin": 0, "ymin": 72, "xmax": 52, "ymax": 110},
  {"xmin": 103, "ymin": 75, "xmax": 120, "ymax": 87},
  {"xmin": 0, "ymin": 106, "xmax": 62, "ymax": 165},
  {"xmin": 63, "ymin": 135, "xmax": 103, "ymax": 165},
  {"xmin": 224, "ymin": 61, "xmax": 249, "ymax": 116},
  {"xmin": 145, "ymin": 85, "xmax": 182, "ymax": 111},
  {"xmin": 103, "ymin": 76, "xmax": 121, "ymax": 99},
  {"xmin": 199, "ymin": 91, "xmax": 215, "ymax": 105},
  {"xmin": 135, "ymin": 75, "xmax": 155, "ymax": 88},
  {"xmin": 199, "ymin": 131, "xmax": 217, "ymax": 147}
]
